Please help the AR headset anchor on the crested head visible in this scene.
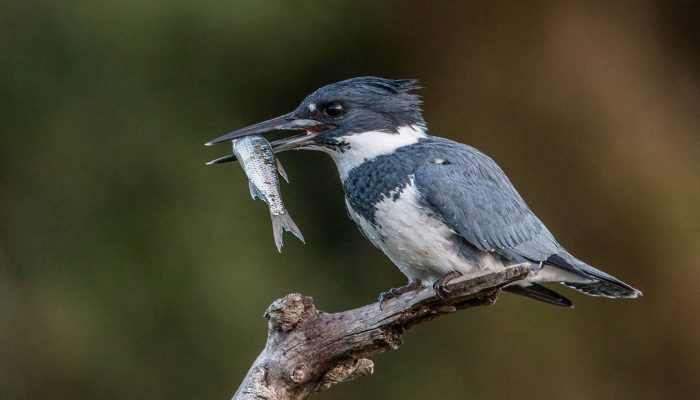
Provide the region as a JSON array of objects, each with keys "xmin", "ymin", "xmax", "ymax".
[
  {"xmin": 206, "ymin": 76, "xmax": 429, "ymax": 175},
  {"xmin": 280, "ymin": 77, "xmax": 428, "ymax": 178},
  {"xmin": 291, "ymin": 76, "xmax": 426, "ymax": 136}
]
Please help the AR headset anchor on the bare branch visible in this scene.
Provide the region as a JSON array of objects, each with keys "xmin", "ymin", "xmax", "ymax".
[{"xmin": 232, "ymin": 264, "xmax": 530, "ymax": 400}]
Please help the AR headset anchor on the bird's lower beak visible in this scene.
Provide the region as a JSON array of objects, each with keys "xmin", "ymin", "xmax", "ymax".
[
  {"xmin": 205, "ymin": 113, "xmax": 332, "ymax": 165},
  {"xmin": 204, "ymin": 113, "xmax": 331, "ymax": 146},
  {"xmin": 205, "ymin": 131, "xmax": 323, "ymax": 165}
]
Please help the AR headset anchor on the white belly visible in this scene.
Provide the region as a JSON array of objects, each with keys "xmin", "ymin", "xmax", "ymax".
[{"xmin": 346, "ymin": 178, "xmax": 507, "ymax": 284}]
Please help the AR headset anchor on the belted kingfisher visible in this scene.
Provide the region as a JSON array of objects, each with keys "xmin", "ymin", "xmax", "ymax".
[{"xmin": 206, "ymin": 77, "xmax": 641, "ymax": 307}]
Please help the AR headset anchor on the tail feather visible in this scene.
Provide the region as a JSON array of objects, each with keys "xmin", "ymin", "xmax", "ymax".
[
  {"xmin": 561, "ymin": 281, "xmax": 640, "ymax": 298},
  {"xmin": 504, "ymin": 283, "xmax": 574, "ymax": 308},
  {"xmin": 270, "ymin": 211, "xmax": 305, "ymax": 253},
  {"xmin": 546, "ymin": 252, "xmax": 642, "ymax": 298}
]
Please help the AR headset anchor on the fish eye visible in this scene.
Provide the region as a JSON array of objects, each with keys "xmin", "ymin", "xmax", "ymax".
[{"xmin": 323, "ymin": 103, "xmax": 344, "ymax": 118}]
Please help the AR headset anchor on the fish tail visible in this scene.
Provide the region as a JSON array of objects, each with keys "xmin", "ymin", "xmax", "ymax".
[
  {"xmin": 281, "ymin": 211, "xmax": 305, "ymax": 244},
  {"xmin": 270, "ymin": 211, "xmax": 305, "ymax": 253},
  {"xmin": 271, "ymin": 214, "xmax": 284, "ymax": 253}
]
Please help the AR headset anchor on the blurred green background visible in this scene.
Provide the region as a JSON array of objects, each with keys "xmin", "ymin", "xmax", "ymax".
[{"xmin": 1, "ymin": 0, "xmax": 699, "ymax": 399}]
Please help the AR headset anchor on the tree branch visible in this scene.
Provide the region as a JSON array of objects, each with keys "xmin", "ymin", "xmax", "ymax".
[{"xmin": 232, "ymin": 264, "xmax": 531, "ymax": 400}]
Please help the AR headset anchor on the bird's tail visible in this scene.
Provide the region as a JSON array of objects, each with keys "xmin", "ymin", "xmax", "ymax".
[
  {"xmin": 503, "ymin": 282, "xmax": 574, "ymax": 307},
  {"xmin": 270, "ymin": 211, "xmax": 305, "ymax": 253},
  {"xmin": 547, "ymin": 252, "xmax": 642, "ymax": 298}
]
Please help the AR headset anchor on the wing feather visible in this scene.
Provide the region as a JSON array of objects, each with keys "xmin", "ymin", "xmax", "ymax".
[{"xmin": 414, "ymin": 149, "xmax": 561, "ymax": 262}]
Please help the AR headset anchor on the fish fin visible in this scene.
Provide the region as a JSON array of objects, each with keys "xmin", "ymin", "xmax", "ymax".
[
  {"xmin": 276, "ymin": 158, "xmax": 289, "ymax": 183},
  {"xmin": 270, "ymin": 211, "xmax": 305, "ymax": 252},
  {"xmin": 248, "ymin": 182, "xmax": 260, "ymax": 200}
]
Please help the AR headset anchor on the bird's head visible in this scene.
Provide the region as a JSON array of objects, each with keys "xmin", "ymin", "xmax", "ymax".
[{"xmin": 206, "ymin": 77, "xmax": 426, "ymax": 159}]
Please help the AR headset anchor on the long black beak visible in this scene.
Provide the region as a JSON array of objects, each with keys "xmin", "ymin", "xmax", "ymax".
[
  {"xmin": 204, "ymin": 113, "xmax": 330, "ymax": 146},
  {"xmin": 205, "ymin": 154, "xmax": 237, "ymax": 165},
  {"xmin": 205, "ymin": 113, "xmax": 333, "ymax": 165},
  {"xmin": 205, "ymin": 129, "xmax": 318, "ymax": 164}
]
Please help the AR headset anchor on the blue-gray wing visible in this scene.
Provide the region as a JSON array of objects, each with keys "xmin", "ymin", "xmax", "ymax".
[{"xmin": 414, "ymin": 151, "xmax": 561, "ymax": 262}]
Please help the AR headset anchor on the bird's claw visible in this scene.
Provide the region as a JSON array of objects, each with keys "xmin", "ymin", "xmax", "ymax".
[
  {"xmin": 433, "ymin": 271, "xmax": 463, "ymax": 299},
  {"xmin": 377, "ymin": 291, "xmax": 395, "ymax": 309},
  {"xmin": 378, "ymin": 280, "xmax": 423, "ymax": 310}
]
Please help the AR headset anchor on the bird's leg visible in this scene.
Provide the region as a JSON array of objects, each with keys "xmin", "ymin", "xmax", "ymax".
[
  {"xmin": 378, "ymin": 280, "xmax": 423, "ymax": 309},
  {"xmin": 433, "ymin": 271, "xmax": 464, "ymax": 299}
]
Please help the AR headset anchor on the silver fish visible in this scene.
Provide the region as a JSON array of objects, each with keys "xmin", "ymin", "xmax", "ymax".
[{"xmin": 231, "ymin": 135, "xmax": 304, "ymax": 252}]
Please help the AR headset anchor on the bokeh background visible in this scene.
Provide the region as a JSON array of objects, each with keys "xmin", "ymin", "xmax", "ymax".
[{"xmin": 1, "ymin": 1, "xmax": 699, "ymax": 399}]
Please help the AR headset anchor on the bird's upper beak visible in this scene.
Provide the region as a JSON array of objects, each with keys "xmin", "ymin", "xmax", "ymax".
[
  {"xmin": 205, "ymin": 112, "xmax": 332, "ymax": 164},
  {"xmin": 205, "ymin": 113, "xmax": 331, "ymax": 146}
]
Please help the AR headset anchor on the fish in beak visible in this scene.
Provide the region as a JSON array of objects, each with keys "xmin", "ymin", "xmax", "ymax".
[{"xmin": 205, "ymin": 113, "xmax": 333, "ymax": 164}]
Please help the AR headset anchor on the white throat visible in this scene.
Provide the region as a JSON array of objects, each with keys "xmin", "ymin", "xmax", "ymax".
[{"xmin": 327, "ymin": 125, "xmax": 427, "ymax": 179}]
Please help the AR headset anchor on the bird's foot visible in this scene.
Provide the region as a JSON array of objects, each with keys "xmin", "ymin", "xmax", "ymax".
[
  {"xmin": 378, "ymin": 280, "xmax": 423, "ymax": 310},
  {"xmin": 433, "ymin": 271, "xmax": 464, "ymax": 299}
]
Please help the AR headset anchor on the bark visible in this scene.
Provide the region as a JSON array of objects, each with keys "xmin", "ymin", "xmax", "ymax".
[{"xmin": 232, "ymin": 264, "xmax": 530, "ymax": 400}]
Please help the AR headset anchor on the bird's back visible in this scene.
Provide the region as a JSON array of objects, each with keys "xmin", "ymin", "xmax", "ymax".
[{"xmin": 343, "ymin": 136, "xmax": 484, "ymax": 222}]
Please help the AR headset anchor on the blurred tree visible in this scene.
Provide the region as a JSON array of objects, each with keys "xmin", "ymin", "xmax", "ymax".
[{"xmin": 0, "ymin": 0, "xmax": 698, "ymax": 399}]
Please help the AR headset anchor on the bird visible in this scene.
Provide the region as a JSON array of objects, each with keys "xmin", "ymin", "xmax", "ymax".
[{"xmin": 206, "ymin": 77, "xmax": 641, "ymax": 307}]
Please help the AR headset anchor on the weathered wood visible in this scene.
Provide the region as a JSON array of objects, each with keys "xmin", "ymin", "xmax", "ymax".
[{"xmin": 232, "ymin": 264, "xmax": 531, "ymax": 400}]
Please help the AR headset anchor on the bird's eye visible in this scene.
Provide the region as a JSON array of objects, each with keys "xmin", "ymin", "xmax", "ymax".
[{"xmin": 323, "ymin": 103, "xmax": 344, "ymax": 118}]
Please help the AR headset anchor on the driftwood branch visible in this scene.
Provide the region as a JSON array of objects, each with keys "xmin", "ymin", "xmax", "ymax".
[{"xmin": 232, "ymin": 264, "xmax": 530, "ymax": 400}]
